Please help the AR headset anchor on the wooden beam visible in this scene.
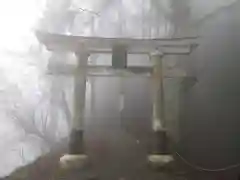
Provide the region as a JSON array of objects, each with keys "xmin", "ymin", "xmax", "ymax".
[
  {"xmin": 46, "ymin": 64, "xmax": 189, "ymax": 78},
  {"xmin": 35, "ymin": 30, "xmax": 198, "ymax": 54}
]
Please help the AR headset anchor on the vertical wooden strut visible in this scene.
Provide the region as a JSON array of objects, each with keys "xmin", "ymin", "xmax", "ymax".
[
  {"xmin": 69, "ymin": 50, "xmax": 89, "ymax": 154},
  {"xmin": 151, "ymin": 52, "xmax": 169, "ymax": 154}
]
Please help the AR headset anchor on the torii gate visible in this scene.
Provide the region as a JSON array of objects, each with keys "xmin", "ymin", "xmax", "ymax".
[{"xmin": 35, "ymin": 30, "xmax": 198, "ymax": 168}]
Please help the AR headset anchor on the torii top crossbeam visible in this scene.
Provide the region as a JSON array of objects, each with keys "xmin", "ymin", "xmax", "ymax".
[{"xmin": 35, "ymin": 30, "xmax": 198, "ymax": 55}]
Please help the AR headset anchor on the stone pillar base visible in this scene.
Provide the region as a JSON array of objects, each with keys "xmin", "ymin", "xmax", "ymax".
[
  {"xmin": 147, "ymin": 154, "xmax": 174, "ymax": 168},
  {"xmin": 59, "ymin": 130, "xmax": 89, "ymax": 170},
  {"xmin": 59, "ymin": 154, "xmax": 89, "ymax": 170},
  {"xmin": 148, "ymin": 129, "xmax": 174, "ymax": 168}
]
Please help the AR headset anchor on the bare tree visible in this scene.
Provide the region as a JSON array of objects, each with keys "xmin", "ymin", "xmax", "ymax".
[
  {"xmin": 2, "ymin": 84, "xmax": 71, "ymax": 179},
  {"xmin": 7, "ymin": 90, "xmax": 71, "ymax": 146}
]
